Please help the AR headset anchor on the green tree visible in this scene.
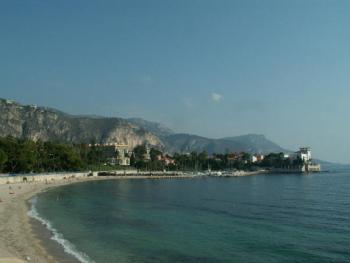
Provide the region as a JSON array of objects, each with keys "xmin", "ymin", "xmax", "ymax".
[
  {"xmin": 198, "ymin": 151, "xmax": 208, "ymax": 170},
  {"xmin": 0, "ymin": 149, "xmax": 8, "ymax": 172},
  {"xmin": 133, "ymin": 144, "xmax": 147, "ymax": 161},
  {"xmin": 241, "ymin": 152, "xmax": 251, "ymax": 162},
  {"xmin": 293, "ymin": 156, "xmax": 304, "ymax": 166},
  {"xmin": 17, "ymin": 139, "xmax": 38, "ymax": 173},
  {"xmin": 87, "ymin": 143, "xmax": 103, "ymax": 165},
  {"xmin": 1, "ymin": 136, "xmax": 21, "ymax": 173},
  {"xmin": 130, "ymin": 153, "xmax": 136, "ymax": 166},
  {"xmin": 150, "ymin": 148, "xmax": 162, "ymax": 161}
]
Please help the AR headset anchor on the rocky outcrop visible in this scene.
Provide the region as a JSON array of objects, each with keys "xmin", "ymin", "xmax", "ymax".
[
  {"xmin": 127, "ymin": 118, "xmax": 173, "ymax": 137},
  {"xmin": 0, "ymin": 98, "xmax": 164, "ymax": 150}
]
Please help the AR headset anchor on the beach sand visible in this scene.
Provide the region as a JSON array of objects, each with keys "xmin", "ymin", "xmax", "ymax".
[
  {"xmin": 0, "ymin": 174, "xmax": 193, "ymax": 263},
  {"xmin": 0, "ymin": 178, "xmax": 88, "ymax": 263},
  {"xmin": 0, "ymin": 259, "xmax": 27, "ymax": 263}
]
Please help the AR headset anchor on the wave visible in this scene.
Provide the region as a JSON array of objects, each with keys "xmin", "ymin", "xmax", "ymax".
[{"xmin": 28, "ymin": 197, "xmax": 95, "ymax": 263}]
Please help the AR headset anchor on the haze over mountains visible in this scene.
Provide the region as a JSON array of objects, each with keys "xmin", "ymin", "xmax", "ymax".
[{"xmin": 0, "ymin": 98, "xmax": 286, "ymax": 154}]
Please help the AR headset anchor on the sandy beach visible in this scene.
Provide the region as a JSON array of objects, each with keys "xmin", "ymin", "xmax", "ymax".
[
  {"xmin": 0, "ymin": 174, "xmax": 193, "ymax": 263},
  {"xmin": 0, "ymin": 175, "xmax": 103, "ymax": 263}
]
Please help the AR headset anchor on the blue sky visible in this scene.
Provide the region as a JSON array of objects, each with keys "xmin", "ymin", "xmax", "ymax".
[{"xmin": 1, "ymin": 0, "xmax": 350, "ymax": 163}]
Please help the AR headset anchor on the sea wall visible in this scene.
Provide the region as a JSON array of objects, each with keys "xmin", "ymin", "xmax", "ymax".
[
  {"xmin": 0, "ymin": 172, "xmax": 90, "ymax": 185},
  {"xmin": 95, "ymin": 170, "xmax": 184, "ymax": 176},
  {"xmin": 0, "ymin": 170, "xmax": 186, "ymax": 185},
  {"xmin": 306, "ymin": 164, "xmax": 321, "ymax": 172},
  {"xmin": 272, "ymin": 163, "xmax": 321, "ymax": 173},
  {"xmin": 272, "ymin": 167, "xmax": 305, "ymax": 173}
]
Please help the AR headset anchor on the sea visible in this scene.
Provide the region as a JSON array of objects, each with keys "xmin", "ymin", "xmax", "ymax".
[{"xmin": 29, "ymin": 167, "xmax": 350, "ymax": 263}]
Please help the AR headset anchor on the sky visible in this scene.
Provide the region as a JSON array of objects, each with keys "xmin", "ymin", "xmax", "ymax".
[{"xmin": 1, "ymin": 0, "xmax": 350, "ymax": 163}]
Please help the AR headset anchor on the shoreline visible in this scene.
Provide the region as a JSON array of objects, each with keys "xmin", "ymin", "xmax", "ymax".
[
  {"xmin": 208, "ymin": 169, "xmax": 270, "ymax": 177},
  {"xmin": 0, "ymin": 174, "xmax": 194, "ymax": 263}
]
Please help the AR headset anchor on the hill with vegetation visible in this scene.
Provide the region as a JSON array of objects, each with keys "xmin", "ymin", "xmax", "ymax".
[
  {"xmin": 0, "ymin": 98, "xmax": 287, "ymax": 154},
  {"xmin": 162, "ymin": 133, "xmax": 286, "ymax": 154}
]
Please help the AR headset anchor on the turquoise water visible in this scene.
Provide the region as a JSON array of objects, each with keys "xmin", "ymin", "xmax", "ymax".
[{"xmin": 32, "ymin": 171, "xmax": 350, "ymax": 263}]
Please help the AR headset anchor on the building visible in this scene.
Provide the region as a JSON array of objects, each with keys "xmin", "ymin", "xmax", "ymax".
[
  {"xmin": 274, "ymin": 147, "xmax": 321, "ymax": 173},
  {"xmin": 142, "ymin": 146, "xmax": 151, "ymax": 161},
  {"xmin": 256, "ymin": 154, "xmax": 265, "ymax": 162},
  {"xmin": 115, "ymin": 144, "xmax": 131, "ymax": 166},
  {"xmin": 106, "ymin": 157, "xmax": 117, "ymax": 166},
  {"xmin": 251, "ymin": 154, "xmax": 265, "ymax": 163},
  {"xmin": 88, "ymin": 143, "xmax": 131, "ymax": 166},
  {"xmin": 298, "ymin": 147, "xmax": 312, "ymax": 162},
  {"xmin": 251, "ymin": 155, "xmax": 258, "ymax": 163},
  {"xmin": 156, "ymin": 154, "xmax": 175, "ymax": 166}
]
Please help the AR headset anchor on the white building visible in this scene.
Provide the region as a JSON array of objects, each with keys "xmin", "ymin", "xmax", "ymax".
[
  {"xmin": 251, "ymin": 155, "xmax": 258, "ymax": 163},
  {"xmin": 298, "ymin": 147, "xmax": 312, "ymax": 162},
  {"xmin": 285, "ymin": 147, "xmax": 312, "ymax": 163},
  {"xmin": 250, "ymin": 154, "xmax": 264, "ymax": 163},
  {"xmin": 115, "ymin": 144, "xmax": 131, "ymax": 166}
]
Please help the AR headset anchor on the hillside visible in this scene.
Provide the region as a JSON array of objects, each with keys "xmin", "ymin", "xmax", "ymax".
[
  {"xmin": 0, "ymin": 98, "xmax": 164, "ymax": 150},
  {"xmin": 0, "ymin": 98, "xmax": 287, "ymax": 154},
  {"xmin": 162, "ymin": 133, "xmax": 286, "ymax": 154}
]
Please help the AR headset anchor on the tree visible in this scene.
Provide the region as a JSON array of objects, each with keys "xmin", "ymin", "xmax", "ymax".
[
  {"xmin": 293, "ymin": 156, "xmax": 304, "ymax": 166},
  {"xmin": 1, "ymin": 136, "xmax": 21, "ymax": 173},
  {"xmin": 130, "ymin": 153, "xmax": 136, "ymax": 166},
  {"xmin": 86, "ymin": 143, "xmax": 103, "ymax": 166},
  {"xmin": 0, "ymin": 149, "xmax": 7, "ymax": 172},
  {"xmin": 17, "ymin": 139, "xmax": 38, "ymax": 173},
  {"xmin": 260, "ymin": 152, "xmax": 285, "ymax": 168},
  {"xmin": 133, "ymin": 144, "xmax": 147, "ymax": 161},
  {"xmin": 198, "ymin": 151, "xmax": 208, "ymax": 170},
  {"xmin": 241, "ymin": 152, "xmax": 251, "ymax": 162},
  {"xmin": 150, "ymin": 148, "xmax": 162, "ymax": 161}
]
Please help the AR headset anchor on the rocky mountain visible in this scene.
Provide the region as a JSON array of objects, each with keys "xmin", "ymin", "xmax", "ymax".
[
  {"xmin": 0, "ymin": 98, "xmax": 164, "ymax": 150},
  {"xmin": 0, "ymin": 98, "xmax": 287, "ymax": 154},
  {"xmin": 127, "ymin": 118, "xmax": 174, "ymax": 137}
]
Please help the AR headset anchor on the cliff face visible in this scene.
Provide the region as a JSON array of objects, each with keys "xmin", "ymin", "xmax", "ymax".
[
  {"xmin": 0, "ymin": 99, "xmax": 164, "ymax": 150},
  {"xmin": 127, "ymin": 118, "xmax": 173, "ymax": 137}
]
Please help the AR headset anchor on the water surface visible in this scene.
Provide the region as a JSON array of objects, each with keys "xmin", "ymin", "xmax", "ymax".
[{"xmin": 33, "ymin": 171, "xmax": 350, "ymax": 262}]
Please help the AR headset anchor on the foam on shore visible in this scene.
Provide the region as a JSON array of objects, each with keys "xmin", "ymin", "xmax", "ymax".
[{"xmin": 28, "ymin": 197, "xmax": 94, "ymax": 263}]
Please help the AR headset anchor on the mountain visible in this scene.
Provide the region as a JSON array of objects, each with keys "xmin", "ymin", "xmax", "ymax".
[
  {"xmin": 222, "ymin": 134, "xmax": 287, "ymax": 154},
  {"xmin": 127, "ymin": 118, "xmax": 174, "ymax": 137},
  {"xmin": 0, "ymin": 98, "xmax": 164, "ymax": 150},
  {"xmin": 162, "ymin": 133, "xmax": 286, "ymax": 154},
  {"xmin": 0, "ymin": 98, "xmax": 287, "ymax": 154}
]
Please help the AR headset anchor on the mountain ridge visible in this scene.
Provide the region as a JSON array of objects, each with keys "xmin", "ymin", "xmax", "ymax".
[
  {"xmin": 0, "ymin": 98, "xmax": 287, "ymax": 154},
  {"xmin": 162, "ymin": 133, "xmax": 287, "ymax": 154}
]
